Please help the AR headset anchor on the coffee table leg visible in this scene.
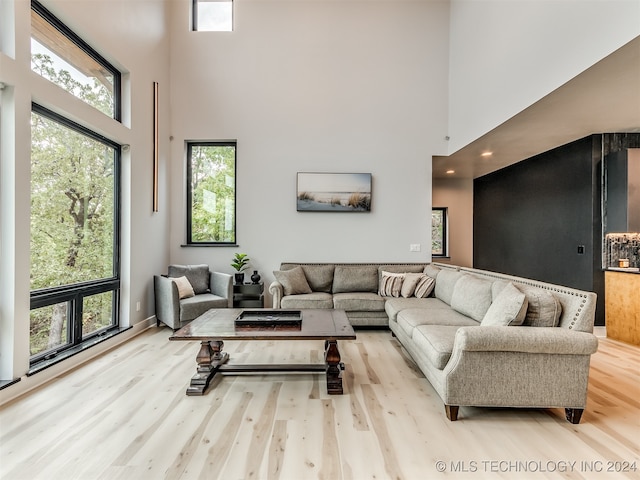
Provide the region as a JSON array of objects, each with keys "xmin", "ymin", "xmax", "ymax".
[
  {"xmin": 186, "ymin": 340, "xmax": 229, "ymax": 396},
  {"xmin": 325, "ymin": 340, "xmax": 344, "ymax": 395}
]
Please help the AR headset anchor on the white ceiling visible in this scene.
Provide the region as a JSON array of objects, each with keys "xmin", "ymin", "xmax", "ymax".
[{"xmin": 433, "ymin": 36, "xmax": 640, "ymax": 179}]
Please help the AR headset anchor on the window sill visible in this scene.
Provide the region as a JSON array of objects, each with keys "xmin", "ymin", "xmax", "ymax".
[
  {"xmin": 0, "ymin": 378, "xmax": 21, "ymax": 391},
  {"xmin": 28, "ymin": 326, "xmax": 131, "ymax": 376},
  {"xmin": 180, "ymin": 244, "xmax": 239, "ymax": 247}
]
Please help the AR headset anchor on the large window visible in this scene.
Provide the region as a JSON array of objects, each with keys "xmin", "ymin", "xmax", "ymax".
[
  {"xmin": 432, "ymin": 207, "xmax": 448, "ymax": 257},
  {"xmin": 31, "ymin": 0, "xmax": 121, "ymax": 120},
  {"xmin": 30, "ymin": 105, "xmax": 120, "ymax": 368},
  {"xmin": 192, "ymin": 0, "xmax": 233, "ymax": 32},
  {"xmin": 187, "ymin": 142, "xmax": 237, "ymax": 245}
]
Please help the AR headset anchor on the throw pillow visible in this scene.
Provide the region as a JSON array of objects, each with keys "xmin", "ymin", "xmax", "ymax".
[
  {"xmin": 401, "ymin": 273, "xmax": 423, "ymax": 298},
  {"xmin": 481, "ymin": 282, "xmax": 528, "ymax": 326},
  {"xmin": 273, "ymin": 266, "xmax": 313, "ymax": 296},
  {"xmin": 414, "ymin": 275, "xmax": 436, "ymax": 298},
  {"xmin": 379, "ymin": 271, "xmax": 405, "ymax": 297},
  {"xmin": 518, "ymin": 285, "xmax": 563, "ymax": 327},
  {"xmin": 172, "ymin": 276, "xmax": 195, "ymax": 299}
]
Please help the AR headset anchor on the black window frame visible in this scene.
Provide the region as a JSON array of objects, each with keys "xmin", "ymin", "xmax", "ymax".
[
  {"xmin": 186, "ymin": 140, "xmax": 238, "ymax": 246},
  {"xmin": 432, "ymin": 207, "xmax": 448, "ymax": 258},
  {"xmin": 29, "ymin": 103, "xmax": 122, "ymax": 371},
  {"xmin": 31, "ymin": 0, "xmax": 122, "ymax": 122}
]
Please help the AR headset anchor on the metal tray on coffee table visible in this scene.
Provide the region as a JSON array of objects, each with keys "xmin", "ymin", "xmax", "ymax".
[{"xmin": 234, "ymin": 309, "xmax": 302, "ymax": 327}]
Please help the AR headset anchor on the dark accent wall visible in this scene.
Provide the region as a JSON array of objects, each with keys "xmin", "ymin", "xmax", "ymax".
[
  {"xmin": 474, "ymin": 136, "xmax": 603, "ymax": 324},
  {"xmin": 474, "ymin": 133, "xmax": 640, "ymax": 326}
]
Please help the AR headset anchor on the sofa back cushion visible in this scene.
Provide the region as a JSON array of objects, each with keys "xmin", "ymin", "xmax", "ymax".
[
  {"xmin": 424, "ymin": 264, "xmax": 441, "ymax": 279},
  {"xmin": 168, "ymin": 264, "xmax": 210, "ymax": 294},
  {"xmin": 333, "ymin": 265, "xmax": 378, "ymax": 293},
  {"xmin": 450, "ymin": 274, "xmax": 494, "ymax": 322},
  {"xmin": 434, "ymin": 270, "xmax": 464, "ymax": 305},
  {"xmin": 300, "ymin": 264, "xmax": 335, "ymax": 292}
]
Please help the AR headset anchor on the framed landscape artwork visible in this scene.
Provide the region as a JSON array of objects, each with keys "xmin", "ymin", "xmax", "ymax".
[{"xmin": 297, "ymin": 172, "xmax": 372, "ymax": 212}]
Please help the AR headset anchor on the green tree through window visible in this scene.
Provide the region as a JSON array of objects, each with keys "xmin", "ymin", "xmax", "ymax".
[{"xmin": 187, "ymin": 142, "xmax": 237, "ymax": 244}]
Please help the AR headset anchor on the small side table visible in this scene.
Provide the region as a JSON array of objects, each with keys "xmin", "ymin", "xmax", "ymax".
[{"xmin": 233, "ymin": 282, "xmax": 264, "ymax": 308}]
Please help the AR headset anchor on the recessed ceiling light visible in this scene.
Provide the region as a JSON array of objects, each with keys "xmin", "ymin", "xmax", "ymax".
[
  {"xmin": 481, "ymin": 151, "xmax": 493, "ymax": 157},
  {"xmin": 446, "ymin": 169, "xmax": 455, "ymax": 174}
]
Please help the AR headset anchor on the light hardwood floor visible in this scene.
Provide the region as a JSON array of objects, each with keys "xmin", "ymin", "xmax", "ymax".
[{"xmin": 0, "ymin": 328, "xmax": 638, "ymax": 480}]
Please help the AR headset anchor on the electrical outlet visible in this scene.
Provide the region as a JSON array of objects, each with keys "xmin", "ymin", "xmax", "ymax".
[
  {"xmin": 136, "ymin": 301, "xmax": 141, "ymax": 312},
  {"xmin": 410, "ymin": 244, "xmax": 421, "ymax": 252}
]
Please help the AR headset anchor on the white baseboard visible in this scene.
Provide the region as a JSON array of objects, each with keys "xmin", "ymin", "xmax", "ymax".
[{"xmin": 0, "ymin": 316, "xmax": 157, "ymax": 407}]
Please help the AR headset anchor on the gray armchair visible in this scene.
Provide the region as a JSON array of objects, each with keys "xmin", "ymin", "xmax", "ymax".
[{"xmin": 154, "ymin": 264, "xmax": 233, "ymax": 329}]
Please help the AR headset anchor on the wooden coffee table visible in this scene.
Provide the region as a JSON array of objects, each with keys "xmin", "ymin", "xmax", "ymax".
[{"xmin": 169, "ymin": 308, "xmax": 356, "ymax": 396}]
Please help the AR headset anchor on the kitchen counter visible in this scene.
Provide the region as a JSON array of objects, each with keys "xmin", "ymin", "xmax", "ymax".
[
  {"xmin": 605, "ymin": 270, "xmax": 640, "ymax": 346},
  {"xmin": 606, "ymin": 267, "xmax": 640, "ymax": 274}
]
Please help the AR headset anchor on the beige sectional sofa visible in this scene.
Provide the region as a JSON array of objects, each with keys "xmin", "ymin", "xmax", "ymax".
[
  {"xmin": 387, "ymin": 263, "xmax": 598, "ymax": 423},
  {"xmin": 269, "ymin": 261, "xmax": 599, "ymax": 423},
  {"xmin": 269, "ymin": 262, "xmax": 429, "ymax": 326}
]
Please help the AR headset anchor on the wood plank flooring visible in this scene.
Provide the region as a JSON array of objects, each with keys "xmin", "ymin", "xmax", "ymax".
[{"xmin": 0, "ymin": 328, "xmax": 638, "ymax": 480}]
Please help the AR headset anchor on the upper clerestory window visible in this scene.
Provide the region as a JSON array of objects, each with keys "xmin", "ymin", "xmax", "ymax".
[
  {"xmin": 193, "ymin": 0, "xmax": 233, "ymax": 32},
  {"xmin": 30, "ymin": 0, "xmax": 121, "ymax": 121}
]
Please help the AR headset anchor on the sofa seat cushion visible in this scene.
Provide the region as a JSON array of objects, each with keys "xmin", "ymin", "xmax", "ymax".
[
  {"xmin": 281, "ymin": 292, "xmax": 333, "ymax": 309},
  {"xmin": 396, "ymin": 307, "xmax": 478, "ymax": 337},
  {"xmin": 385, "ymin": 297, "xmax": 450, "ymax": 322},
  {"xmin": 450, "ymin": 274, "xmax": 494, "ymax": 322},
  {"xmin": 179, "ymin": 293, "xmax": 228, "ymax": 321},
  {"xmin": 412, "ymin": 325, "xmax": 462, "ymax": 370},
  {"xmin": 333, "ymin": 265, "xmax": 378, "ymax": 293},
  {"xmin": 333, "ymin": 292, "xmax": 385, "ymax": 312}
]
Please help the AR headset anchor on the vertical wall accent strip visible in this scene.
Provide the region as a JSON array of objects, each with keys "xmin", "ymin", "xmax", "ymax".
[{"xmin": 153, "ymin": 81, "xmax": 159, "ymax": 212}]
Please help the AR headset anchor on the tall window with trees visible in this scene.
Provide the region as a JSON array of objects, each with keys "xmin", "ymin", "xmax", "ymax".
[
  {"xmin": 29, "ymin": 1, "xmax": 122, "ymax": 370},
  {"xmin": 30, "ymin": 106, "xmax": 121, "ymax": 367},
  {"xmin": 187, "ymin": 142, "xmax": 237, "ymax": 245},
  {"xmin": 432, "ymin": 207, "xmax": 448, "ymax": 257}
]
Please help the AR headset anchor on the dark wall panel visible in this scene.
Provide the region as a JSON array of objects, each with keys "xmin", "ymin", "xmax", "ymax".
[{"xmin": 474, "ymin": 136, "xmax": 602, "ymax": 323}]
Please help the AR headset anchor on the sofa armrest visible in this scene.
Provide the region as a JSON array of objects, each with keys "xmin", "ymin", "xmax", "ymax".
[
  {"xmin": 210, "ymin": 272, "xmax": 233, "ymax": 307},
  {"xmin": 154, "ymin": 275, "xmax": 180, "ymax": 327},
  {"xmin": 269, "ymin": 281, "xmax": 284, "ymax": 308},
  {"xmin": 455, "ymin": 326, "xmax": 598, "ymax": 356}
]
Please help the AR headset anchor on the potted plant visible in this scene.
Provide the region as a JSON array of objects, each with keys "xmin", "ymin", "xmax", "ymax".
[{"xmin": 231, "ymin": 253, "xmax": 250, "ymax": 284}]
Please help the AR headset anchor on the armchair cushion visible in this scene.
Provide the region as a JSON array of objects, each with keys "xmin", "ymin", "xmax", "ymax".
[{"xmin": 168, "ymin": 264, "xmax": 210, "ymax": 294}]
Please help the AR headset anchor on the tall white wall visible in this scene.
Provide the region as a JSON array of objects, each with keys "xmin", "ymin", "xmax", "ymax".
[
  {"xmin": 447, "ymin": 0, "xmax": 640, "ymax": 154},
  {"xmin": 169, "ymin": 0, "xmax": 450, "ymax": 294}
]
